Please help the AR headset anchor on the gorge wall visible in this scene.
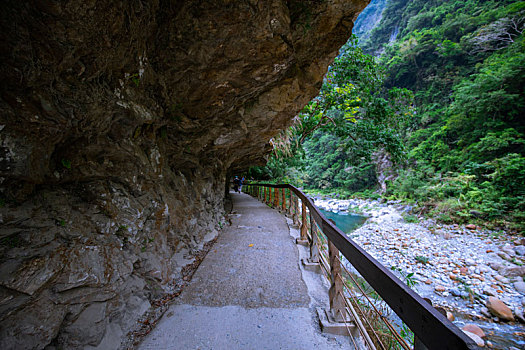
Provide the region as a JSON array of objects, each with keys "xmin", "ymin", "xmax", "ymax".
[{"xmin": 0, "ymin": 1, "xmax": 368, "ymax": 348}]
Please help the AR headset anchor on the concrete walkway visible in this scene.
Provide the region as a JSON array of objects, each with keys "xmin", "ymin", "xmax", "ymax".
[{"xmin": 139, "ymin": 192, "xmax": 351, "ymax": 350}]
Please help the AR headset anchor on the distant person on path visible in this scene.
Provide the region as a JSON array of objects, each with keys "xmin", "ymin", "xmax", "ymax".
[
  {"xmin": 240, "ymin": 177, "xmax": 245, "ymax": 192},
  {"xmin": 233, "ymin": 176, "xmax": 241, "ymax": 193}
]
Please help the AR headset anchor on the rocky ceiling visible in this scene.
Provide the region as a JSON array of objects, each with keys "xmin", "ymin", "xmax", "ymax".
[{"xmin": 0, "ymin": 0, "xmax": 368, "ymax": 348}]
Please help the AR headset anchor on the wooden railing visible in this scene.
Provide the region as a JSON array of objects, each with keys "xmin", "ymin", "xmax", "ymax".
[{"xmin": 243, "ymin": 183, "xmax": 478, "ymax": 350}]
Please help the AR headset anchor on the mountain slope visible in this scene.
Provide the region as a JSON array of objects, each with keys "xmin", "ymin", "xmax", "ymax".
[{"xmin": 366, "ymin": 0, "xmax": 525, "ymax": 229}]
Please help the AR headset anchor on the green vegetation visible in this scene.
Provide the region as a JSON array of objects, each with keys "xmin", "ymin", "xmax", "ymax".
[
  {"xmin": 140, "ymin": 237, "xmax": 155, "ymax": 252},
  {"xmin": 372, "ymin": 0, "xmax": 525, "ymax": 231},
  {"xmin": 249, "ymin": 0, "xmax": 525, "ymax": 232},
  {"xmin": 0, "ymin": 235, "xmax": 22, "ymax": 248},
  {"xmin": 249, "ymin": 35, "xmax": 415, "ymax": 190},
  {"xmin": 400, "ymin": 323, "xmax": 415, "ymax": 346},
  {"xmin": 403, "ymin": 213, "xmax": 419, "ymax": 223},
  {"xmin": 61, "ymin": 159, "xmax": 72, "ymax": 169},
  {"xmin": 390, "ymin": 265, "xmax": 418, "ymax": 288},
  {"xmin": 456, "ymin": 277, "xmax": 479, "ymax": 302},
  {"xmin": 129, "ymin": 73, "xmax": 140, "ymax": 87},
  {"xmin": 414, "ymin": 255, "xmax": 429, "ymax": 264}
]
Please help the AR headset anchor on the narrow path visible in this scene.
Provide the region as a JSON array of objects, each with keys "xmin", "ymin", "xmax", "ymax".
[{"xmin": 139, "ymin": 192, "xmax": 350, "ymax": 350}]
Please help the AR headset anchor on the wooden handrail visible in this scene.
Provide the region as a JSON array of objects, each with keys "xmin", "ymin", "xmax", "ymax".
[{"xmin": 244, "ymin": 183, "xmax": 478, "ymax": 350}]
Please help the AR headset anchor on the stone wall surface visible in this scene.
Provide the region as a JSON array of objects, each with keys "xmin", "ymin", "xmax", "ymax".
[{"xmin": 0, "ymin": 1, "xmax": 367, "ymax": 348}]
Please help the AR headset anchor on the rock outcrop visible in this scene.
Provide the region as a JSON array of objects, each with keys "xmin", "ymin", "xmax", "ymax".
[
  {"xmin": 372, "ymin": 148, "xmax": 396, "ymax": 193},
  {"xmin": 0, "ymin": 1, "xmax": 367, "ymax": 348}
]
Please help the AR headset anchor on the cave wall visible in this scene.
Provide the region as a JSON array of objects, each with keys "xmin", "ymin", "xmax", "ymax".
[{"xmin": 0, "ymin": 1, "xmax": 368, "ymax": 348}]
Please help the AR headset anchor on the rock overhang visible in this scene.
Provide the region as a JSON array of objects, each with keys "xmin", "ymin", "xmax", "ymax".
[{"xmin": 0, "ymin": 0, "xmax": 369, "ymax": 348}]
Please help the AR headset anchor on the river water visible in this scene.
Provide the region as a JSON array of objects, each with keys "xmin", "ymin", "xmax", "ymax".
[{"xmin": 319, "ymin": 209, "xmax": 367, "ymax": 233}]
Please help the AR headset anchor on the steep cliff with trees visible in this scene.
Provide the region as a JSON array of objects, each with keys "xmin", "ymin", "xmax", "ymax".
[
  {"xmin": 369, "ymin": 0, "xmax": 525, "ymax": 229},
  {"xmin": 352, "ymin": 0, "xmax": 388, "ymax": 42},
  {"xmin": 252, "ymin": 0, "xmax": 525, "ymax": 231}
]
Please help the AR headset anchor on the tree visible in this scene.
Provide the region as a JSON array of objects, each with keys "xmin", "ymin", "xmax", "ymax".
[
  {"xmin": 466, "ymin": 11, "xmax": 525, "ymax": 54},
  {"xmin": 295, "ymin": 35, "xmax": 415, "ymax": 164}
]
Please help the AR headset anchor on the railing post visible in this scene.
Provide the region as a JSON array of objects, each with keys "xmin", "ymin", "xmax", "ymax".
[
  {"xmin": 288, "ymin": 192, "xmax": 294, "ymax": 221},
  {"xmin": 309, "ymin": 213, "xmax": 320, "ymax": 264},
  {"xmin": 287, "ymin": 190, "xmax": 292, "ymax": 215},
  {"xmin": 317, "ymin": 222, "xmax": 352, "ymax": 336},
  {"xmin": 273, "ymin": 187, "xmax": 279, "ymax": 208},
  {"xmin": 281, "ymin": 188, "xmax": 286, "ymax": 212},
  {"xmin": 301, "ymin": 211, "xmax": 320, "ymax": 272},
  {"xmin": 292, "ymin": 195, "xmax": 300, "ymax": 227},
  {"xmin": 297, "ymin": 200, "xmax": 308, "ymax": 246},
  {"xmin": 288, "ymin": 192, "xmax": 294, "ymax": 218},
  {"xmin": 264, "ymin": 186, "xmax": 268, "ymax": 204},
  {"xmin": 328, "ymin": 239, "xmax": 346, "ymax": 322}
]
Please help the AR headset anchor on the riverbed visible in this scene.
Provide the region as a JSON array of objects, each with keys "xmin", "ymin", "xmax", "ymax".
[{"xmin": 313, "ymin": 195, "xmax": 525, "ymax": 349}]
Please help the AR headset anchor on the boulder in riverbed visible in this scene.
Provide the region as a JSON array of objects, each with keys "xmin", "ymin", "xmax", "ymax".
[
  {"xmin": 482, "ymin": 286, "xmax": 497, "ymax": 297},
  {"xmin": 462, "ymin": 330, "xmax": 485, "ymax": 347},
  {"xmin": 488, "ymin": 262, "xmax": 504, "ymax": 271},
  {"xmin": 500, "ymin": 266, "xmax": 525, "ymax": 278},
  {"xmin": 514, "ymin": 308, "xmax": 525, "ymax": 323},
  {"xmin": 514, "ymin": 281, "xmax": 525, "ymax": 295},
  {"xmin": 497, "ymin": 251, "xmax": 512, "ymax": 261},
  {"xmin": 515, "ymin": 246, "xmax": 525, "ymax": 256},
  {"xmin": 486, "ymin": 297, "xmax": 515, "ymax": 321},
  {"xmin": 462, "ymin": 324, "xmax": 485, "ymax": 338},
  {"xmin": 446, "ymin": 311, "xmax": 455, "ymax": 321},
  {"xmin": 435, "ymin": 285, "xmax": 446, "ymax": 292}
]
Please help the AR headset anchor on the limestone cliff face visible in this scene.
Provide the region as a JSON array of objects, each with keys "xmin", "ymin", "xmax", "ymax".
[{"xmin": 0, "ymin": 1, "xmax": 368, "ymax": 348}]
